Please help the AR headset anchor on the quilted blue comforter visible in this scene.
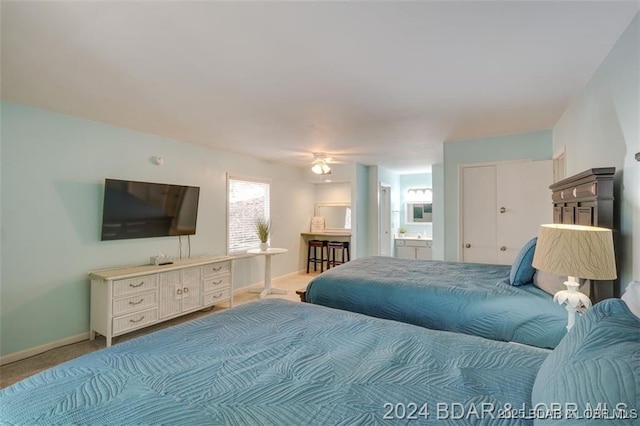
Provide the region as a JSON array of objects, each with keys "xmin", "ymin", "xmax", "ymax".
[
  {"xmin": 306, "ymin": 256, "xmax": 568, "ymax": 348},
  {"xmin": 532, "ymin": 299, "xmax": 640, "ymax": 425},
  {"xmin": 1, "ymin": 300, "xmax": 551, "ymax": 425}
]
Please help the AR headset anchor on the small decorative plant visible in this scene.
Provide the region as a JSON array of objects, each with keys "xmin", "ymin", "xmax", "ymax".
[
  {"xmin": 399, "ymin": 226, "xmax": 407, "ymax": 235},
  {"xmin": 255, "ymin": 218, "xmax": 272, "ymax": 249}
]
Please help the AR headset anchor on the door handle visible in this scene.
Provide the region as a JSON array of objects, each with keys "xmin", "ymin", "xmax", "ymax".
[
  {"xmin": 500, "ymin": 207, "xmax": 506, "ymax": 214},
  {"xmin": 465, "ymin": 243, "xmax": 471, "ymax": 249}
]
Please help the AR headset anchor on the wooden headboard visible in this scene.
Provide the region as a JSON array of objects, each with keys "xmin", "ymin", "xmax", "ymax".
[{"xmin": 549, "ymin": 167, "xmax": 616, "ymax": 301}]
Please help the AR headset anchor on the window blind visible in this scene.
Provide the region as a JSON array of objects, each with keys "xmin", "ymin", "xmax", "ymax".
[{"xmin": 227, "ymin": 176, "xmax": 271, "ymax": 253}]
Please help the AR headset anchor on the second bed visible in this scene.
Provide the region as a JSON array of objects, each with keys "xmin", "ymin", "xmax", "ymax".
[{"xmin": 306, "ymin": 255, "xmax": 567, "ymax": 349}]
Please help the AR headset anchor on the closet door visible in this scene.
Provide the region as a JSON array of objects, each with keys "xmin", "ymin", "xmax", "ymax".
[
  {"xmin": 461, "ymin": 161, "xmax": 552, "ymax": 265},
  {"xmin": 461, "ymin": 165, "xmax": 497, "ymax": 264},
  {"xmin": 496, "ymin": 161, "xmax": 553, "ymax": 264}
]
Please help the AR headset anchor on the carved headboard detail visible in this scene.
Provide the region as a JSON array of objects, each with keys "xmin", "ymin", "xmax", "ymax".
[{"xmin": 549, "ymin": 167, "xmax": 617, "ymax": 302}]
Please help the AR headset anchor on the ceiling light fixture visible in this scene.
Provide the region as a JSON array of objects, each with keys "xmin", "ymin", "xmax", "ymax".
[{"xmin": 311, "ymin": 153, "xmax": 332, "ymax": 175}]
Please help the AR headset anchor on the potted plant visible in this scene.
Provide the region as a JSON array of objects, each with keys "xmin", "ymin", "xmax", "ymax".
[
  {"xmin": 255, "ymin": 217, "xmax": 272, "ymax": 251},
  {"xmin": 398, "ymin": 226, "xmax": 407, "ymax": 238}
]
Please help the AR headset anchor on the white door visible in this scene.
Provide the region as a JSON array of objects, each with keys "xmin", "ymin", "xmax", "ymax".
[
  {"xmin": 461, "ymin": 161, "xmax": 553, "ymax": 265},
  {"xmin": 461, "ymin": 165, "xmax": 497, "ymax": 264},
  {"xmin": 496, "ymin": 161, "xmax": 553, "ymax": 264},
  {"xmin": 379, "ymin": 184, "xmax": 392, "ymax": 256}
]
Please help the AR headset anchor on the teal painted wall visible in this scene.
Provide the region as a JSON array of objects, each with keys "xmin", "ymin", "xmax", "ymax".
[
  {"xmin": 355, "ymin": 164, "xmax": 370, "ymax": 258},
  {"xmin": 431, "ymin": 164, "xmax": 445, "ymax": 260},
  {"xmin": 0, "ymin": 102, "xmax": 314, "ymax": 357},
  {"xmin": 443, "ymin": 130, "xmax": 553, "ymax": 261},
  {"xmin": 553, "ymin": 13, "xmax": 639, "ymax": 291}
]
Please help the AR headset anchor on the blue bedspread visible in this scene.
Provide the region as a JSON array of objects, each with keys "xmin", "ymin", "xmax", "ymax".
[
  {"xmin": 306, "ymin": 256, "xmax": 568, "ymax": 348},
  {"xmin": 1, "ymin": 300, "xmax": 550, "ymax": 425},
  {"xmin": 532, "ymin": 299, "xmax": 640, "ymax": 424}
]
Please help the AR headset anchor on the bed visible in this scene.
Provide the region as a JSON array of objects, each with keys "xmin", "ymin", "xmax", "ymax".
[
  {"xmin": 1, "ymin": 295, "xmax": 638, "ymax": 425},
  {"xmin": 306, "ymin": 253, "xmax": 568, "ymax": 349},
  {"xmin": 305, "ymin": 168, "xmax": 618, "ymax": 350}
]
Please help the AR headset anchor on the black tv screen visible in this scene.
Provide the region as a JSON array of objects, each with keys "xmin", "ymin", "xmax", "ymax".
[{"xmin": 101, "ymin": 178, "xmax": 200, "ymax": 241}]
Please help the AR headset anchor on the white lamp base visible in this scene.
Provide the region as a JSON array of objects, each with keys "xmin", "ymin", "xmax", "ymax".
[{"xmin": 553, "ymin": 276, "xmax": 592, "ymax": 331}]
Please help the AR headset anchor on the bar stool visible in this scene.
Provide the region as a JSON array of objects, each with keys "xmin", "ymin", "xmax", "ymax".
[
  {"xmin": 307, "ymin": 239, "xmax": 329, "ymax": 273},
  {"xmin": 327, "ymin": 241, "xmax": 350, "ymax": 269}
]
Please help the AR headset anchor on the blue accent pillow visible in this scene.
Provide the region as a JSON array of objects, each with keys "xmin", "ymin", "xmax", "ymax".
[
  {"xmin": 509, "ymin": 237, "xmax": 537, "ymax": 286},
  {"xmin": 531, "ymin": 299, "xmax": 640, "ymax": 424}
]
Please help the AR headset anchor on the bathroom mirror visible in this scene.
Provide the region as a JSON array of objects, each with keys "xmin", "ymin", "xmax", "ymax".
[
  {"xmin": 315, "ymin": 203, "xmax": 351, "ymax": 231},
  {"xmin": 406, "ymin": 203, "xmax": 432, "ymax": 223}
]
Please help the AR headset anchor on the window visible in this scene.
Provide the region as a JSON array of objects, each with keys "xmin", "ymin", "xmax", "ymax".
[{"xmin": 227, "ymin": 175, "xmax": 271, "ymax": 254}]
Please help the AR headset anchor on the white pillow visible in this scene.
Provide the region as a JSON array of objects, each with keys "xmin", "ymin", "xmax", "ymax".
[{"xmin": 621, "ymin": 280, "xmax": 640, "ymax": 319}]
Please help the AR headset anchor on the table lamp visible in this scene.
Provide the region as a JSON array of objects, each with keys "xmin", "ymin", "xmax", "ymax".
[{"xmin": 532, "ymin": 224, "xmax": 616, "ymax": 331}]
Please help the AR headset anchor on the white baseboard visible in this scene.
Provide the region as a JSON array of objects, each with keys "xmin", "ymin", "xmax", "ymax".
[
  {"xmin": 272, "ymin": 270, "xmax": 307, "ymax": 282},
  {"xmin": 232, "ymin": 269, "xmax": 307, "ymax": 292},
  {"xmin": 1, "ymin": 332, "xmax": 89, "ymax": 366}
]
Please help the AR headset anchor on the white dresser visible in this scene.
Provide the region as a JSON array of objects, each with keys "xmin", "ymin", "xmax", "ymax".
[{"xmin": 89, "ymin": 255, "xmax": 233, "ymax": 347}]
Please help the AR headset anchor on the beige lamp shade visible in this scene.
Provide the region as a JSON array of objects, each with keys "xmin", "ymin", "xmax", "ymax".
[{"xmin": 532, "ymin": 224, "xmax": 617, "ymax": 280}]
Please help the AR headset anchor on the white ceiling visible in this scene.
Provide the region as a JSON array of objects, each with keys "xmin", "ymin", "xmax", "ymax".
[{"xmin": 2, "ymin": 1, "xmax": 638, "ymax": 173}]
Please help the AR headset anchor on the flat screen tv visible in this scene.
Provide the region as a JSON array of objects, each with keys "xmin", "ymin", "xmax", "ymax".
[{"xmin": 101, "ymin": 178, "xmax": 200, "ymax": 241}]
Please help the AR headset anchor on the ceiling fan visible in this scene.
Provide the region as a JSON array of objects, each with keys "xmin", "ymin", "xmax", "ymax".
[{"xmin": 311, "ymin": 153, "xmax": 333, "ymax": 175}]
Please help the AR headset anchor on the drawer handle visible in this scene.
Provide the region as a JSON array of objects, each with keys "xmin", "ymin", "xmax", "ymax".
[
  {"xmin": 500, "ymin": 246, "xmax": 507, "ymax": 251},
  {"xmin": 129, "ymin": 316, "xmax": 145, "ymax": 323},
  {"xmin": 177, "ymin": 289, "xmax": 183, "ymax": 295},
  {"xmin": 213, "ymin": 292, "xmax": 223, "ymax": 299},
  {"xmin": 212, "ymin": 266, "xmax": 222, "ymax": 271},
  {"xmin": 213, "ymin": 280, "xmax": 222, "ymax": 285},
  {"xmin": 183, "ymin": 287, "xmax": 189, "ymax": 293},
  {"xmin": 129, "ymin": 299, "xmax": 144, "ymax": 305},
  {"xmin": 130, "ymin": 281, "xmax": 144, "ymax": 288}
]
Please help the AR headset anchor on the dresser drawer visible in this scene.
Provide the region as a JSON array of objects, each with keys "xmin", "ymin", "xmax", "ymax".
[
  {"xmin": 112, "ymin": 291, "xmax": 157, "ymax": 316},
  {"xmin": 202, "ymin": 261, "xmax": 231, "ymax": 277},
  {"xmin": 203, "ymin": 275, "xmax": 231, "ymax": 292},
  {"xmin": 203, "ymin": 289, "xmax": 231, "ymax": 306},
  {"xmin": 405, "ymin": 239, "xmax": 432, "ymax": 248},
  {"xmin": 112, "ymin": 308, "xmax": 158, "ymax": 334},
  {"xmin": 113, "ymin": 275, "xmax": 158, "ymax": 297}
]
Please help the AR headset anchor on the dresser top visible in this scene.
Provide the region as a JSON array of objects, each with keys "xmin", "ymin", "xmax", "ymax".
[
  {"xmin": 89, "ymin": 254, "xmax": 233, "ymax": 281},
  {"xmin": 549, "ymin": 167, "xmax": 615, "ymax": 191}
]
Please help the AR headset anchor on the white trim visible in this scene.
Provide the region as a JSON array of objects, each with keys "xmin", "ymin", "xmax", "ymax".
[
  {"xmin": 1, "ymin": 332, "xmax": 90, "ymax": 366},
  {"xmin": 272, "ymin": 270, "xmax": 305, "ymax": 282},
  {"xmin": 226, "ymin": 173, "xmax": 272, "ymax": 186},
  {"xmin": 552, "ymin": 146, "xmax": 566, "ymax": 183},
  {"xmin": 552, "ymin": 146, "xmax": 566, "ymax": 160},
  {"xmin": 231, "ymin": 270, "xmax": 307, "ymax": 292}
]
